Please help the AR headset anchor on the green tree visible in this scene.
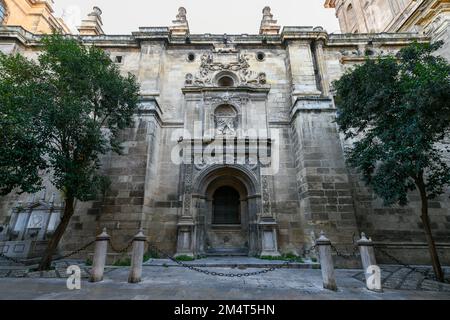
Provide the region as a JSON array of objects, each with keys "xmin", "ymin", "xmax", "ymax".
[
  {"xmin": 334, "ymin": 41, "xmax": 450, "ymax": 282},
  {"xmin": 0, "ymin": 35, "xmax": 140, "ymax": 270}
]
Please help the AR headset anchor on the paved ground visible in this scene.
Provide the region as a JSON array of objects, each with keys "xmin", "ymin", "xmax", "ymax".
[{"xmin": 0, "ymin": 259, "xmax": 450, "ymax": 300}]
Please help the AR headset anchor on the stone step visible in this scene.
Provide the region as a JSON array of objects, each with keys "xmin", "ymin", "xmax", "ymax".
[
  {"xmin": 143, "ymin": 257, "xmax": 320, "ymax": 269},
  {"xmin": 205, "ymin": 248, "xmax": 248, "ymax": 256},
  {"xmin": 205, "ymin": 252, "xmax": 249, "ymax": 257}
]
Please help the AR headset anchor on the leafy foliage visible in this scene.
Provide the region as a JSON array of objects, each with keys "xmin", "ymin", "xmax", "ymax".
[
  {"xmin": 334, "ymin": 41, "xmax": 450, "ymax": 206},
  {"xmin": 0, "ymin": 34, "xmax": 140, "ymax": 201}
]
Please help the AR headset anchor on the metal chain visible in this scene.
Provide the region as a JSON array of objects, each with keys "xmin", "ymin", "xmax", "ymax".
[
  {"xmin": 109, "ymin": 238, "xmax": 134, "ymax": 254},
  {"xmin": 0, "ymin": 252, "xmax": 26, "ymax": 265},
  {"xmin": 145, "ymin": 241, "xmax": 297, "ymax": 278},
  {"xmin": 54, "ymin": 239, "xmax": 96, "ymax": 261},
  {"xmin": 330, "ymin": 244, "xmax": 360, "ymax": 260},
  {"xmin": 303, "ymin": 244, "xmax": 317, "ymax": 255}
]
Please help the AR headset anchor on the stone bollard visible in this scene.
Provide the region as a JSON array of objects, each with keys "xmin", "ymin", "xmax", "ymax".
[
  {"xmin": 89, "ymin": 228, "xmax": 110, "ymax": 283},
  {"xmin": 128, "ymin": 229, "xmax": 147, "ymax": 283},
  {"xmin": 315, "ymin": 231, "xmax": 338, "ymax": 291},
  {"xmin": 358, "ymin": 232, "xmax": 382, "ymax": 292}
]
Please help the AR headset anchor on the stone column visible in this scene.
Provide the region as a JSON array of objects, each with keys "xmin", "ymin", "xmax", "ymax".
[
  {"xmin": 315, "ymin": 231, "xmax": 337, "ymax": 291},
  {"xmin": 90, "ymin": 228, "xmax": 110, "ymax": 282},
  {"xmin": 128, "ymin": 229, "xmax": 147, "ymax": 283},
  {"xmin": 138, "ymin": 41, "xmax": 165, "ymax": 96},
  {"xmin": 176, "ymin": 163, "xmax": 196, "ymax": 258},
  {"xmin": 358, "ymin": 232, "xmax": 382, "ymax": 292}
]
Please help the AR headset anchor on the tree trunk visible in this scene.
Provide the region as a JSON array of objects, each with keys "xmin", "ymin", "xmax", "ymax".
[
  {"xmin": 416, "ymin": 178, "xmax": 444, "ymax": 282},
  {"xmin": 38, "ymin": 196, "xmax": 75, "ymax": 271}
]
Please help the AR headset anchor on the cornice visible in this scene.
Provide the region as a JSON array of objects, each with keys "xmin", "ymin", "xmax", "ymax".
[{"xmin": 0, "ymin": 25, "xmax": 430, "ymax": 50}]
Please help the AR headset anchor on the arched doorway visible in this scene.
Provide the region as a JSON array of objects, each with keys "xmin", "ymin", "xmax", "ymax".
[
  {"xmin": 212, "ymin": 186, "xmax": 240, "ymax": 225},
  {"xmin": 176, "ymin": 165, "xmax": 281, "ymax": 258},
  {"xmin": 189, "ymin": 165, "xmax": 261, "ymax": 256},
  {"xmin": 204, "ymin": 175, "xmax": 250, "ymax": 255}
]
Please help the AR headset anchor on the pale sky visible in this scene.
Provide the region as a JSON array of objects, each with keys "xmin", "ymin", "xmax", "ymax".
[{"xmin": 53, "ymin": 0, "xmax": 341, "ymax": 35}]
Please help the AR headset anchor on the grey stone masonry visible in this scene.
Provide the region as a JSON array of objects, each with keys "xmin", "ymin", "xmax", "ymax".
[{"xmin": 0, "ymin": 21, "xmax": 448, "ymax": 267}]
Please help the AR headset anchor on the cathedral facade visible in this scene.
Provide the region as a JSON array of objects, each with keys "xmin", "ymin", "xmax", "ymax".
[
  {"xmin": 0, "ymin": 3, "xmax": 449, "ymax": 266},
  {"xmin": 325, "ymin": 0, "xmax": 450, "ymax": 60}
]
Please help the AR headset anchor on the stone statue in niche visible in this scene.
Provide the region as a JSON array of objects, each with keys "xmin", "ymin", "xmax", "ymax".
[
  {"xmin": 185, "ymin": 73, "xmax": 193, "ymax": 85},
  {"xmin": 258, "ymin": 72, "xmax": 267, "ymax": 84}
]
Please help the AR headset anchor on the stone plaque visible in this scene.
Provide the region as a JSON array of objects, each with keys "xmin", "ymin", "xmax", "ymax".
[{"xmin": 27, "ymin": 211, "xmax": 46, "ymax": 229}]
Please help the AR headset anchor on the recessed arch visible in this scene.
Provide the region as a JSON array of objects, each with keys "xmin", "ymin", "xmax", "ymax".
[
  {"xmin": 214, "ymin": 104, "xmax": 237, "ymax": 117},
  {"xmin": 218, "ymin": 76, "xmax": 234, "ymax": 87},
  {"xmin": 193, "ymin": 165, "xmax": 260, "ymax": 197},
  {"xmin": 214, "ymin": 71, "xmax": 239, "ymax": 87}
]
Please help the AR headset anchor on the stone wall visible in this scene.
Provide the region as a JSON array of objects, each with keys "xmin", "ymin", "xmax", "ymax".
[{"xmin": 0, "ymin": 26, "xmax": 449, "ymax": 266}]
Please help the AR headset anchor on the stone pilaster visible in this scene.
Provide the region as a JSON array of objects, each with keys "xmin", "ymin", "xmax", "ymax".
[
  {"xmin": 291, "ymin": 97, "xmax": 360, "ymax": 266},
  {"xmin": 137, "ymin": 41, "xmax": 165, "ymax": 97},
  {"xmin": 287, "ymin": 41, "xmax": 322, "ymax": 99},
  {"xmin": 313, "ymin": 39, "xmax": 330, "ymax": 97}
]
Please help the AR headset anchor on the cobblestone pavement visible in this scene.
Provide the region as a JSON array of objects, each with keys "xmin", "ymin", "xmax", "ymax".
[
  {"xmin": 0, "ymin": 260, "xmax": 113, "ymax": 279},
  {"xmin": 0, "ymin": 263, "xmax": 450, "ymax": 300},
  {"xmin": 352, "ymin": 265, "xmax": 450, "ymax": 292},
  {"xmin": 1, "ymin": 257, "xmax": 450, "ymax": 293}
]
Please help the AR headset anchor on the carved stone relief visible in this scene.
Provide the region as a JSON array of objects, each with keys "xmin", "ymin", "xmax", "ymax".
[
  {"xmin": 183, "ymin": 164, "xmax": 194, "ymax": 216},
  {"xmin": 214, "ymin": 104, "xmax": 237, "ymax": 136},
  {"xmin": 185, "ymin": 52, "xmax": 267, "ymax": 87}
]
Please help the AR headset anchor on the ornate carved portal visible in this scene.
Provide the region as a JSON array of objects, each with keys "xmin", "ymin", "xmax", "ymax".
[
  {"xmin": 176, "ymin": 163, "xmax": 280, "ymax": 257},
  {"xmin": 176, "ymin": 51, "xmax": 279, "ymax": 257}
]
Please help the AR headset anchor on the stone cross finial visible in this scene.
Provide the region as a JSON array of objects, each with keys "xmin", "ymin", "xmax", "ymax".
[
  {"xmin": 91, "ymin": 6, "xmax": 102, "ymax": 17},
  {"xmin": 170, "ymin": 7, "xmax": 190, "ymax": 36},
  {"xmin": 262, "ymin": 6, "xmax": 273, "ymax": 21},
  {"xmin": 77, "ymin": 6, "xmax": 105, "ymax": 35},
  {"xmin": 260, "ymin": 6, "xmax": 280, "ymax": 35},
  {"xmin": 175, "ymin": 7, "xmax": 187, "ymax": 22}
]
